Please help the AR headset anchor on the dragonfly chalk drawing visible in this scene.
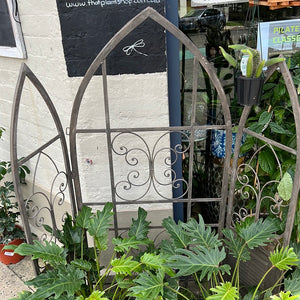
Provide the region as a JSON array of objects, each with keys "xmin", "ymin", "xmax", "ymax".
[{"xmin": 122, "ymin": 39, "xmax": 148, "ymax": 56}]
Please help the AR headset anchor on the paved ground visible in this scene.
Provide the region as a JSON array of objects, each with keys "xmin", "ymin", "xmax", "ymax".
[{"xmin": 0, "ymin": 256, "xmax": 35, "ymax": 300}]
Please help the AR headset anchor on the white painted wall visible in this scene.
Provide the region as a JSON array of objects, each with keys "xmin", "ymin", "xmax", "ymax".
[{"xmin": 0, "ymin": 1, "xmax": 173, "ymax": 230}]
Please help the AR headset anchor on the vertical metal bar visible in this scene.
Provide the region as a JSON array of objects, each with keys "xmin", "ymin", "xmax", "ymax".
[
  {"xmin": 10, "ymin": 64, "xmax": 39, "ymax": 275},
  {"xmin": 186, "ymin": 58, "xmax": 199, "ymax": 220},
  {"xmin": 280, "ymin": 61, "xmax": 300, "ymax": 246},
  {"xmin": 226, "ymin": 105, "xmax": 252, "ymax": 228},
  {"xmin": 102, "ymin": 60, "xmax": 119, "ymax": 237}
]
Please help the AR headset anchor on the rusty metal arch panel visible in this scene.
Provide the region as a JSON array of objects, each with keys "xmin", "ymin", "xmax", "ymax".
[
  {"xmin": 227, "ymin": 60, "xmax": 300, "ymax": 246},
  {"xmin": 69, "ymin": 7, "xmax": 232, "ymax": 235},
  {"xmin": 10, "ymin": 64, "xmax": 76, "ymax": 264}
]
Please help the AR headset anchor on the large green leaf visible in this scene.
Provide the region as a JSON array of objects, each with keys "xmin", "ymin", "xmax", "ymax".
[
  {"xmin": 113, "ymin": 236, "xmax": 151, "ymax": 253},
  {"xmin": 111, "ymin": 255, "xmax": 140, "ymax": 275},
  {"xmin": 140, "ymin": 252, "xmax": 175, "ymax": 276},
  {"xmin": 128, "ymin": 269, "xmax": 165, "ymax": 300},
  {"xmin": 278, "ymin": 172, "xmax": 293, "ymax": 201},
  {"xmin": 258, "ymin": 149, "xmax": 276, "ymax": 174},
  {"xmin": 88, "ymin": 203, "xmax": 113, "ymax": 251},
  {"xmin": 284, "ymin": 269, "xmax": 300, "ymax": 296},
  {"xmin": 271, "ymin": 291, "xmax": 299, "ymax": 300},
  {"xmin": 140, "ymin": 252, "xmax": 165, "ymax": 270},
  {"xmin": 76, "ymin": 291, "xmax": 109, "ymax": 300},
  {"xmin": 128, "ymin": 207, "xmax": 150, "ymax": 240},
  {"xmin": 237, "ymin": 218, "xmax": 280, "ymax": 249},
  {"xmin": 62, "ymin": 214, "xmax": 81, "ymax": 246},
  {"xmin": 269, "ymin": 122, "xmax": 292, "ymax": 135},
  {"xmin": 25, "ymin": 265, "xmax": 85, "ymax": 299},
  {"xmin": 270, "ymin": 247, "xmax": 299, "ymax": 271},
  {"xmin": 76, "ymin": 206, "xmax": 92, "ymax": 229},
  {"xmin": 162, "ymin": 217, "xmax": 191, "ymax": 249},
  {"xmin": 182, "ymin": 215, "xmax": 222, "ymax": 250},
  {"xmin": 71, "ymin": 258, "xmax": 92, "ymax": 271},
  {"xmin": 14, "ymin": 240, "xmax": 67, "ymax": 267},
  {"xmin": 160, "ymin": 239, "xmax": 176, "ymax": 256},
  {"xmin": 222, "ymin": 228, "xmax": 250, "ymax": 262},
  {"xmin": 258, "ymin": 111, "xmax": 272, "ymax": 126},
  {"xmin": 168, "ymin": 246, "xmax": 230, "ymax": 280},
  {"xmin": 207, "ymin": 282, "xmax": 239, "ymax": 300}
]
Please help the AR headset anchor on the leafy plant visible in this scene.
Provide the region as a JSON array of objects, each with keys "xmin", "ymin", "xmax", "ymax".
[
  {"xmin": 219, "ymin": 44, "xmax": 285, "ymax": 78},
  {"xmin": 236, "ymin": 51, "xmax": 300, "ymax": 241},
  {"xmin": 0, "ymin": 128, "xmax": 30, "ymax": 244},
  {"xmin": 10, "ymin": 203, "xmax": 300, "ymax": 300}
]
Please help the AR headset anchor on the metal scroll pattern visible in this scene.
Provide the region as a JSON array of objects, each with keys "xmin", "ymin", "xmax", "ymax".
[
  {"xmin": 112, "ymin": 131, "xmax": 191, "ymax": 201},
  {"xmin": 232, "ymin": 143, "xmax": 289, "ymax": 224},
  {"xmin": 25, "ymin": 151, "xmax": 69, "ymax": 243}
]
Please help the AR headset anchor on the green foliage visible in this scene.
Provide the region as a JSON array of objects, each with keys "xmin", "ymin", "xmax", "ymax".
[
  {"xmin": 0, "ymin": 129, "xmax": 30, "ymax": 244},
  {"xmin": 207, "ymin": 282, "xmax": 239, "ymax": 300},
  {"xmin": 14, "ymin": 240, "xmax": 67, "ymax": 267},
  {"xmin": 219, "ymin": 44, "xmax": 285, "ymax": 78},
  {"xmin": 11, "ymin": 206, "xmax": 300, "ymax": 300}
]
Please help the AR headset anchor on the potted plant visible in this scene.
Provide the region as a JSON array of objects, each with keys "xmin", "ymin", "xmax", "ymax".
[
  {"xmin": 219, "ymin": 44, "xmax": 285, "ymax": 106},
  {"xmin": 9, "ymin": 203, "xmax": 300, "ymax": 299},
  {"xmin": 0, "ymin": 128, "xmax": 30, "ymax": 265}
]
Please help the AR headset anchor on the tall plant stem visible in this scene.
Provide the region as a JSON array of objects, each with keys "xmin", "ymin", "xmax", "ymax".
[
  {"xmin": 93, "ymin": 239, "xmax": 101, "ymax": 288},
  {"xmin": 166, "ymin": 285, "xmax": 191, "ymax": 300},
  {"xmin": 231, "ymin": 243, "xmax": 247, "ymax": 287},
  {"xmin": 251, "ymin": 265, "xmax": 274, "ymax": 300},
  {"xmin": 194, "ymin": 272, "xmax": 207, "ymax": 299},
  {"xmin": 81, "ymin": 229, "xmax": 85, "ymax": 259},
  {"xmin": 95, "ymin": 252, "xmax": 116, "ymax": 290}
]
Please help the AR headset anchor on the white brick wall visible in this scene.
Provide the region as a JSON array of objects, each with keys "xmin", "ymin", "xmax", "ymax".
[{"xmin": 0, "ymin": 1, "xmax": 173, "ymax": 217}]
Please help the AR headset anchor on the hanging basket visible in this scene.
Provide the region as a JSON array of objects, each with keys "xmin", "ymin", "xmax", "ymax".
[{"xmin": 236, "ymin": 76, "xmax": 264, "ymax": 106}]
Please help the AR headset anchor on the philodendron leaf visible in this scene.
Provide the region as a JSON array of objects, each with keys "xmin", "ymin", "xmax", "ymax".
[
  {"xmin": 168, "ymin": 246, "xmax": 230, "ymax": 280},
  {"xmin": 9, "ymin": 291, "xmax": 32, "ymax": 300},
  {"xmin": 25, "ymin": 265, "xmax": 85, "ymax": 299},
  {"xmin": 113, "ymin": 236, "xmax": 152, "ymax": 253},
  {"xmin": 284, "ymin": 269, "xmax": 300, "ymax": 296},
  {"xmin": 278, "ymin": 172, "xmax": 293, "ymax": 201},
  {"xmin": 182, "ymin": 214, "xmax": 222, "ymax": 250},
  {"xmin": 207, "ymin": 282, "xmax": 239, "ymax": 300},
  {"xmin": 162, "ymin": 216, "xmax": 191, "ymax": 249},
  {"xmin": 128, "ymin": 269, "xmax": 165, "ymax": 300},
  {"xmin": 76, "ymin": 206, "xmax": 92, "ymax": 229},
  {"xmin": 14, "ymin": 240, "xmax": 67, "ymax": 267},
  {"xmin": 270, "ymin": 247, "xmax": 299, "ymax": 271},
  {"xmin": 71, "ymin": 258, "xmax": 92, "ymax": 271},
  {"xmin": 111, "ymin": 255, "xmax": 140, "ymax": 275},
  {"xmin": 88, "ymin": 202, "xmax": 113, "ymax": 239},
  {"xmin": 140, "ymin": 252, "xmax": 175, "ymax": 276},
  {"xmin": 237, "ymin": 217, "xmax": 280, "ymax": 249},
  {"xmin": 222, "ymin": 228, "xmax": 250, "ymax": 262},
  {"xmin": 271, "ymin": 291, "xmax": 299, "ymax": 300},
  {"xmin": 128, "ymin": 207, "xmax": 151, "ymax": 240},
  {"xmin": 75, "ymin": 291, "xmax": 109, "ymax": 300}
]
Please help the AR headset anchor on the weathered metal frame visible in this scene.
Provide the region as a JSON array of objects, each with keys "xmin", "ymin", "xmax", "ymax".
[
  {"xmin": 227, "ymin": 61, "xmax": 300, "ymax": 246},
  {"xmin": 9, "ymin": 7, "xmax": 300, "ymax": 276},
  {"xmin": 69, "ymin": 7, "xmax": 232, "ymax": 236}
]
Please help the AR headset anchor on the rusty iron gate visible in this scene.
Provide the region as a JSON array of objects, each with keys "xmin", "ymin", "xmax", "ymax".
[{"xmin": 10, "ymin": 8, "xmax": 300, "ymax": 274}]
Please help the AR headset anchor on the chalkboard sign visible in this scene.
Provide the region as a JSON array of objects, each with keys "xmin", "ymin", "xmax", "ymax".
[
  {"xmin": 56, "ymin": 1, "xmax": 166, "ymax": 77},
  {"xmin": 0, "ymin": 0, "xmax": 16, "ymax": 47},
  {"xmin": 0, "ymin": 0, "xmax": 26, "ymax": 58}
]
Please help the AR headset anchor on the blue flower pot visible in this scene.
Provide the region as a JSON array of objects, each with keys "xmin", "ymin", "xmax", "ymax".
[{"xmin": 211, "ymin": 129, "xmax": 246, "ymax": 158}]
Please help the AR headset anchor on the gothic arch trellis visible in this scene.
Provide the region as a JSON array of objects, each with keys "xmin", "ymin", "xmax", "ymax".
[{"xmin": 9, "ymin": 7, "xmax": 300, "ymax": 274}]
